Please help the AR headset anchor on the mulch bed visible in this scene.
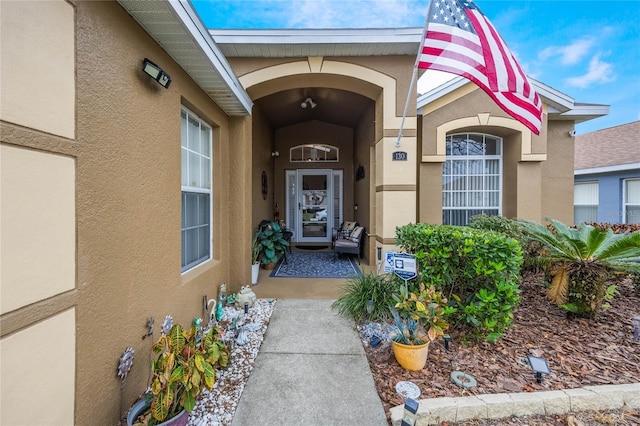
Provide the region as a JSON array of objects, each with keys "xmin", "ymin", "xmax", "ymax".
[{"xmin": 363, "ymin": 272, "xmax": 640, "ymax": 424}]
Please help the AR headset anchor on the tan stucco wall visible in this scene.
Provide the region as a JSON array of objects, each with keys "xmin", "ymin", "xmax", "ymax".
[
  {"xmin": 1, "ymin": 2, "xmax": 253, "ymax": 425},
  {"xmin": 0, "ymin": 2, "xmax": 78, "ymax": 424},
  {"xmin": 252, "ymin": 105, "xmax": 275, "ymax": 225},
  {"xmin": 0, "ymin": 0, "xmax": 75, "ymax": 139},
  {"xmin": 0, "ymin": 309, "xmax": 76, "ymax": 426},
  {"xmin": 1, "ymin": 145, "xmax": 76, "ymax": 315},
  {"xmin": 354, "ymin": 102, "xmax": 376, "ymax": 261},
  {"xmin": 541, "ymin": 120, "xmax": 575, "ymax": 223}
]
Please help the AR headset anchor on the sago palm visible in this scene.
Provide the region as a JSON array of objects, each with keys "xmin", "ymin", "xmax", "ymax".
[{"xmin": 517, "ymin": 218, "xmax": 640, "ymax": 318}]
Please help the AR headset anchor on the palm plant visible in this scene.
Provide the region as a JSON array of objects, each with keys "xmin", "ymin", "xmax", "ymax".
[{"xmin": 517, "ymin": 218, "xmax": 640, "ymax": 318}]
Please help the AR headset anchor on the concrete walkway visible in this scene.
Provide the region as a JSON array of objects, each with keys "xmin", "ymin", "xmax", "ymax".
[{"xmin": 232, "ymin": 299, "xmax": 388, "ymax": 426}]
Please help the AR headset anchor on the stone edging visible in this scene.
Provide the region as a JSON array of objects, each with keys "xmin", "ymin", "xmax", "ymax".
[{"xmin": 389, "ymin": 383, "xmax": 640, "ymax": 425}]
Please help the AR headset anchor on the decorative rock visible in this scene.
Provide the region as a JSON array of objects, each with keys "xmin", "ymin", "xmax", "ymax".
[{"xmin": 187, "ymin": 299, "xmax": 275, "ymax": 426}]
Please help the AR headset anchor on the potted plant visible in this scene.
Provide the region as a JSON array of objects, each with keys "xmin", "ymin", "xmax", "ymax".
[
  {"xmin": 390, "ymin": 282, "xmax": 453, "ymax": 370},
  {"xmin": 255, "ymin": 220, "xmax": 289, "ymax": 269},
  {"xmin": 127, "ymin": 323, "xmax": 230, "ymax": 426},
  {"xmin": 251, "ymin": 232, "xmax": 261, "ymax": 285}
]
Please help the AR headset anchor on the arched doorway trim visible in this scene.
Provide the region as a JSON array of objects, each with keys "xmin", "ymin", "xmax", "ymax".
[
  {"xmin": 421, "ymin": 113, "xmax": 546, "ymax": 163},
  {"xmin": 238, "ymin": 57, "xmax": 410, "ymax": 131}
]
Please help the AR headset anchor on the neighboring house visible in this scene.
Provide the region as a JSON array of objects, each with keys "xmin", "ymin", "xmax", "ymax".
[
  {"xmin": 0, "ymin": 1, "xmax": 607, "ymax": 425},
  {"xmin": 574, "ymin": 121, "xmax": 640, "ymax": 225}
]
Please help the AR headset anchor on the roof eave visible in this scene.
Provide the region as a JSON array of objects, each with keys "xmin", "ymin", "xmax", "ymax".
[
  {"xmin": 417, "ymin": 76, "xmax": 609, "ymax": 123},
  {"xmin": 116, "ymin": 0, "xmax": 252, "ymax": 116},
  {"xmin": 211, "ymin": 27, "xmax": 424, "ymax": 57}
]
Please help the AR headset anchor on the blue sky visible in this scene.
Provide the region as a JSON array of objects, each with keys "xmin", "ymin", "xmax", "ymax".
[{"xmin": 191, "ymin": 0, "xmax": 640, "ymax": 134}]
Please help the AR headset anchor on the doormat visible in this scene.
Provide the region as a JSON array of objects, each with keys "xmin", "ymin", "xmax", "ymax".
[
  {"xmin": 295, "ymin": 245, "xmax": 329, "ymax": 250},
  {"xmin": 270, "ymin": 252, "xmax": 362, "ymax": 279}
]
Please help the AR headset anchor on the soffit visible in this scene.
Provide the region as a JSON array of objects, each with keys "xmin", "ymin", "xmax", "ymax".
[
  {"xmin": 210, "ymin": 28, "xmax": 423, "ymax": 58},
  {"xmin": 116, "ymin": 0, "xmax": 252, "ymax": 116},
  {"xmin": 255, "ymin": 87, "xmax": 372, "ymax": 129}
]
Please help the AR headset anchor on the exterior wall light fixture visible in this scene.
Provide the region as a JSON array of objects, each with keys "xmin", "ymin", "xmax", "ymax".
[{"xmin": 142, "ymin": 58, "xmax": 171, "ymax": 88}]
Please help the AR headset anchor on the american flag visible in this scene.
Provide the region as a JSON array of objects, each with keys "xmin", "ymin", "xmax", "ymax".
[{"xmin": 418, "ymin": 0, "xmax": 543, "ymax": 135}]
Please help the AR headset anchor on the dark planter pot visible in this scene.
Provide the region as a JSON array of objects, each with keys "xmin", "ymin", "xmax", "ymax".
[
  {"xmin": 127, "ymin": 398, "xmax": 188, "ymax": 426},
  {"xmin": 262, "ymin": 261, "xmax": 277, "ymax": 270}
]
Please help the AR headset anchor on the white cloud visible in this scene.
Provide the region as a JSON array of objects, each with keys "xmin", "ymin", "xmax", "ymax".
[
  {"xmin": 565, "ymin": 54, "xmax": 615, "ymax": 88},
  {"xmin": 287, "ymin": 0, "xmax": 428, "ymax": 28},
  {"xmin": 538, "ymin": 38, "xmax": 594, "ymax": 65}
]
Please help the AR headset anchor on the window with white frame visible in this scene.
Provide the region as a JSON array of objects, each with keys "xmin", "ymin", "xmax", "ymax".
[
  {"xmin": 181, "ymin": 108, "xmax": 212, "ymax": 272},
  {"xmin": 574, "ymin": 182, "xmax": 598, "ymax": 224},
  {"xmin": 624, "ymin": 178, "xmax": 640, "ymax": 224},
  {"xmin": 290, "ymin": 144, "xmax": 338, "ymax": 162},
  {"xmin": 442, "ymin": 133, "xmax": 502, "ymax": 226}
]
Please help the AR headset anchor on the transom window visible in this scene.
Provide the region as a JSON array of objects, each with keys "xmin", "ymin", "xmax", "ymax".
[
  {"xmin": 181, "ymin": 107, "xmax": 212, "ymax": 272},
  {"xmin": 574, "ymin": 181, "xmax": 598, "ymax": 224},
  {"xmin": 624, "ymin": 178, "xmax": 640, "ymax": 224},
  {"xmin": 290, "ymin": 144, "xmax": 338, "ymax": 162},
  {"xmin": 442, "ymin": 133, "xmax": 502, "ymax": 226}
]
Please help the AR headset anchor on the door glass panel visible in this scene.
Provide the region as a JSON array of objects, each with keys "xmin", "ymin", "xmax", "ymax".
[{"xmin": 301, "ymin": 174, "xmax": 328, "ymax": 239}]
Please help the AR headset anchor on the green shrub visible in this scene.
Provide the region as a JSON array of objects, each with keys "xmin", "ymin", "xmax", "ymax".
[
  {"xmin": 395, "ymin": 223, "xmax": 523, "ymax": 341},
  {"xmin": 332, "ymin": 273, "xmax": 398, "ymax": 322},
  {"xmin": 469, "ymin": 214, "xmax": 544, "ymax": 272},
  {"xmin": 518, "ymin": 218, "xmax": 640, "ymax": 318}
]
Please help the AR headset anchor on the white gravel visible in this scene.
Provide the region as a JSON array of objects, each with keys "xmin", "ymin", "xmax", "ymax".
[{"xmin": 188, "ymin": 298, "xmax": 276, "ymax": 426}]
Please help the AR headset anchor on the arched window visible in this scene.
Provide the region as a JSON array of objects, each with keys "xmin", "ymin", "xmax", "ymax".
[
  {"xmin": 442, "ymin": 133, "xmax": 502, "ymax": 225},
  {"xmin": 290, "ymin": 144, "xmax": 338, "ymax": 162}
]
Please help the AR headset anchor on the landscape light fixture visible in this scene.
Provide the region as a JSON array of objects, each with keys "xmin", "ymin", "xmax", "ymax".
[
  {"xmin": 633, "ymin": 315, "xmax": 640, "ymax": 342},
  {"xmin": 527, "ymin": 354, "xmax": 551, "ymax": 383},
  {"xmin": 443, "ymin": 334, "xmax": 452, "ymax": 351},
  {"xmin": 400, "ymin": 397, "xmax": 419, "ymax": 426},
  {"xmin": 301, "ymin": 97, "xmax": 316, "ymax": 109},
  {"xmin": 142, "ymin": 58, "xmax": 171, "ymax": 88}
]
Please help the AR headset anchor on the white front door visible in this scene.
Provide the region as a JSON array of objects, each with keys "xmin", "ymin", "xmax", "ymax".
[{"xmin": 286, "ymin": 169, "xmax": 342, "ymax": 243}]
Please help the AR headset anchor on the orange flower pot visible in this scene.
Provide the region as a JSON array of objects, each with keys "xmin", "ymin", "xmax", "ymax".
[{"xmin": 391, "ymin": 339, "xmax": 430, "ymax": 371}]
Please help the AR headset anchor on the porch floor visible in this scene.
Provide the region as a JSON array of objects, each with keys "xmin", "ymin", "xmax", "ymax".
[{"xmin": 251, "ymin": 251, "xmax": 375, "ymax": 299}]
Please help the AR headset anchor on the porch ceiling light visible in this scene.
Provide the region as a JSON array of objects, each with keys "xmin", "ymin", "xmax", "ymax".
[
  {"xmin": 142, "ymin": 58, "xmax": 171, "ymax": 88},
  {"xmin": 301, "ymin": 97, "xmax": 316, "ymax": 109}
]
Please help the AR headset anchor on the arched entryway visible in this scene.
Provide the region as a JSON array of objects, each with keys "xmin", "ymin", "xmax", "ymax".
[{"xmin": 244, "ymin": 60, "xmax": 402, "ymax": 265}]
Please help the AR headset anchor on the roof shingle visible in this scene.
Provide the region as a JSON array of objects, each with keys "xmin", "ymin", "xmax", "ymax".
[{"xmin": 574, "ymin": 121, "xmax": 640, "ymax": 170}]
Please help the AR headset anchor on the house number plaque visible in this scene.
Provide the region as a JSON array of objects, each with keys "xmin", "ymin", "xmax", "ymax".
[{"xmin": 392, "ymin": 151, "xmax": 407, "ymax": 161}]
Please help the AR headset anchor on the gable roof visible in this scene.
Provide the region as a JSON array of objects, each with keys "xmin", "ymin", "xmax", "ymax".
[
  {"xmin": 417, "ymin": 74, "xmax": 609, "ymax": 124},
  {"xmin": 575, "ymin": 120, "xmax": 640, "ymax": 173}
]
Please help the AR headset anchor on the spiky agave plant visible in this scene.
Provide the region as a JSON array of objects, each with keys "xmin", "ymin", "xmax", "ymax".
[{"xmin": 517, "ymin": 218, "xmax": 640, "ymax": 318}]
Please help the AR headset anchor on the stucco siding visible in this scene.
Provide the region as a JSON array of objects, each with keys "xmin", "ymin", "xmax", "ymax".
[
  {"xmin": 0, "ymin": 0, "xmax": 75, "ymax": 139},
  {"xmin": 1, "ymin": 145, "xmax": 76, "ymax": 315},
  {"xmin": 0, "ymin": 309, "xmax": 76, "ymax": 426}
]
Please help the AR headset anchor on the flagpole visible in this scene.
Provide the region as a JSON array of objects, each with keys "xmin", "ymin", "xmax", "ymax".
[{"xmin": 396, "ymin": 0, "xmax": 434, "ymax": 147}]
